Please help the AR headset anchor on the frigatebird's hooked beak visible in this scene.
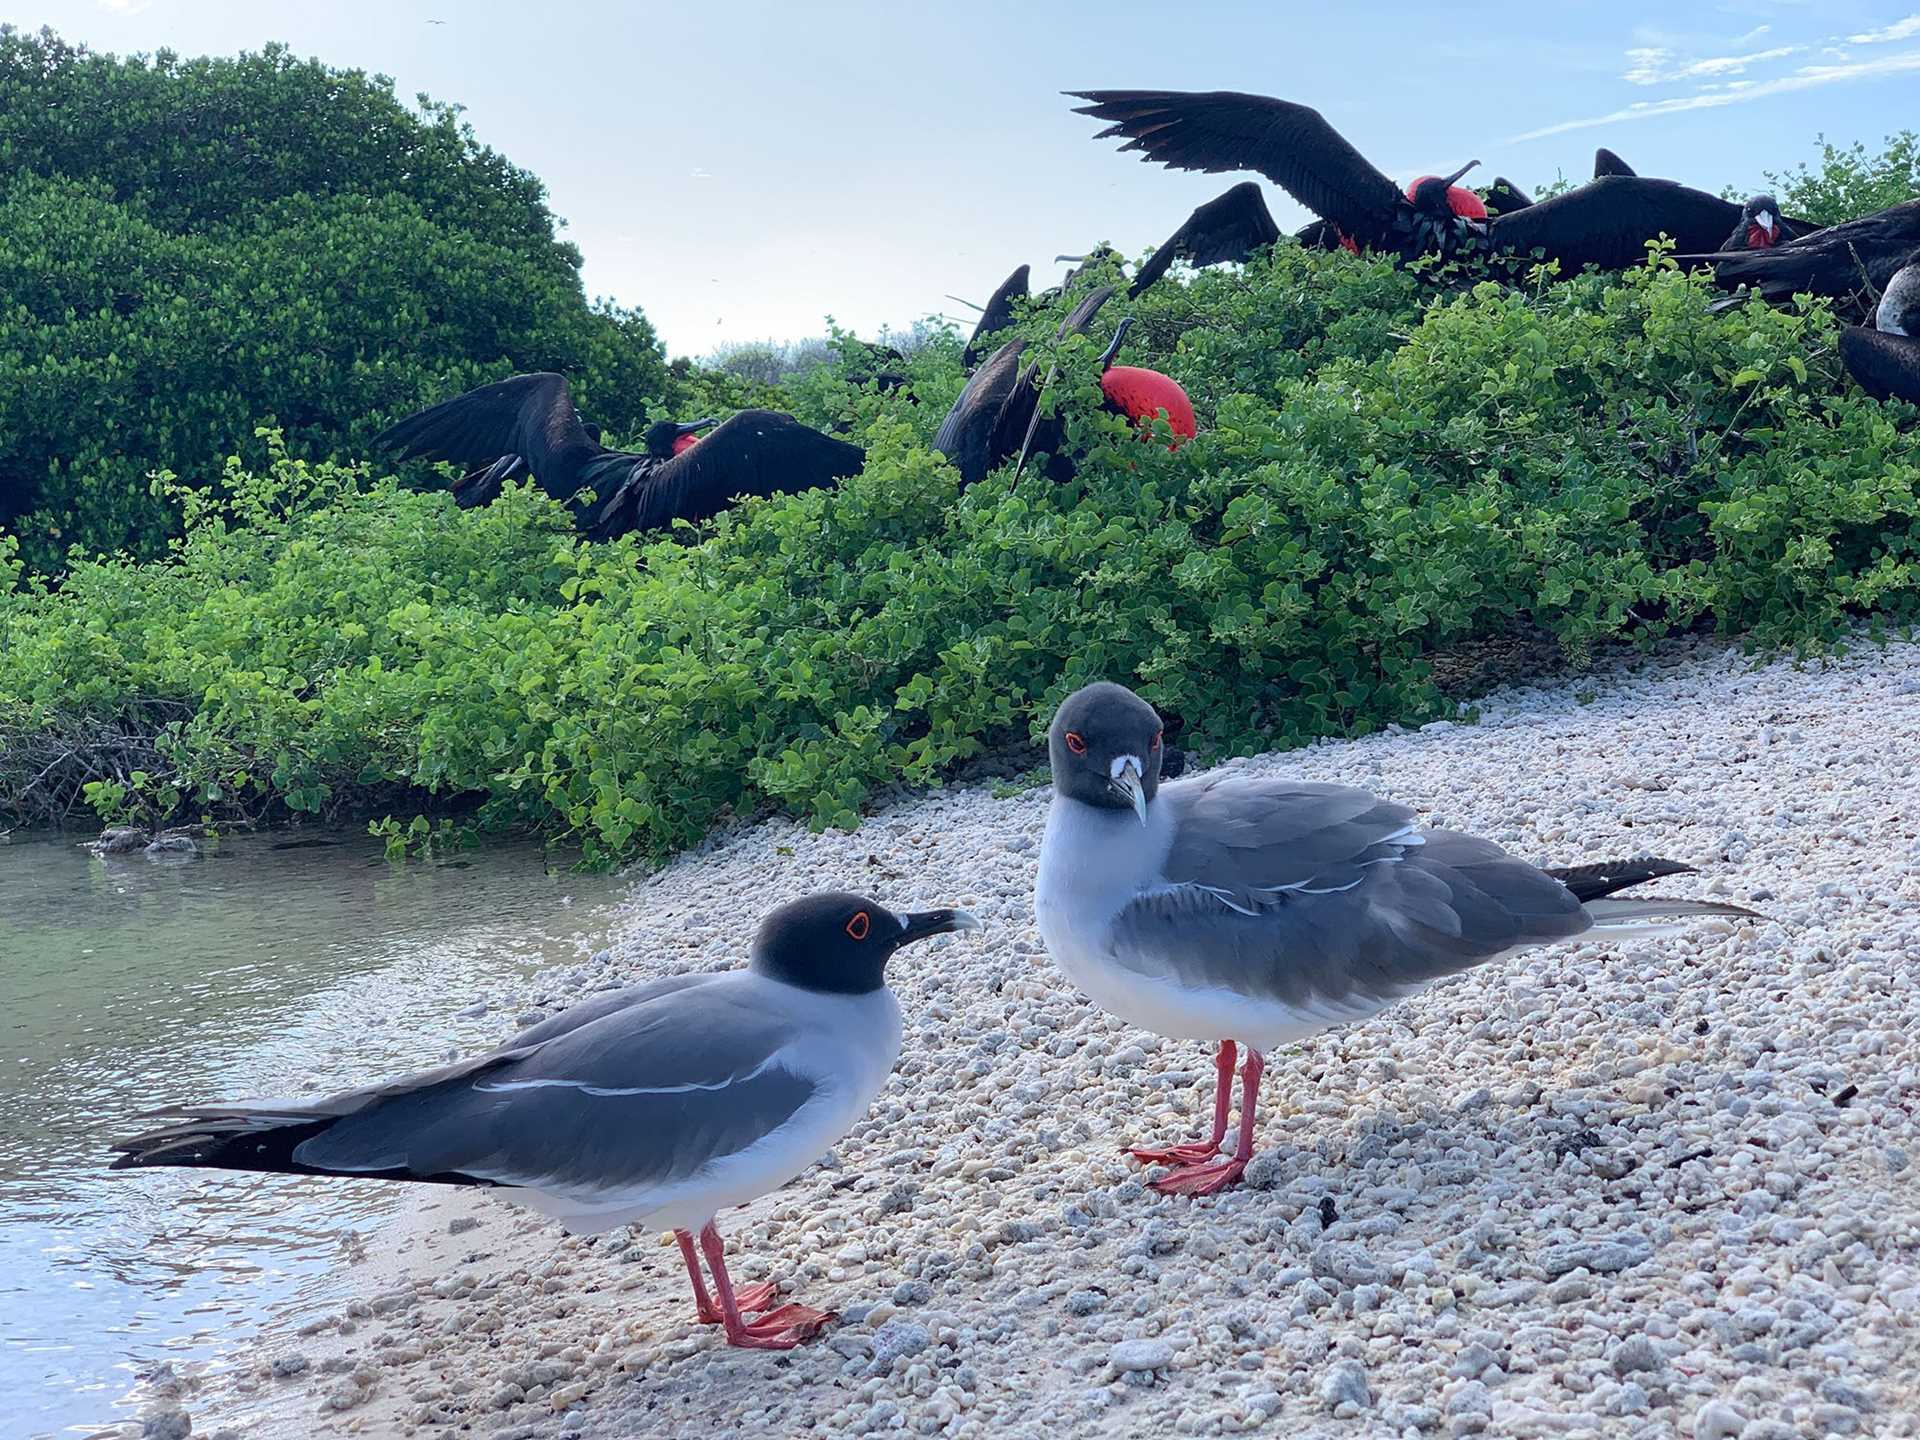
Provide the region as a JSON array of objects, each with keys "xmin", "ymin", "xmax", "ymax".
[
  {"xmin": 678, "ymin": 418, "xmax": 719, "ymax": 435},
  {"xmin": 1110, "ymin": 756, "xmax": 1149, "ymax": 826},
  {"xmin": 1055, "ymin": 253, "xmax": 1088, "ymax": 264},
  {"xmin": 1442, "ymin": 159, "xmax": 1481, "ymax": 188},
  {"xmin": 1099, "ymin": 316, "xmax": 1134, "ymax": 372}
]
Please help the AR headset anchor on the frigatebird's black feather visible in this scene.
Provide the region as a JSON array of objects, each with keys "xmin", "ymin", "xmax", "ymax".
[
  {"xmin": 377, "ymin": 372, "xmax": 602, "ymax": 503},
  {"xmin": 1838, "ymin": 327, "xmax": 1920, "ymax": 403},
  {"xmin": 966, "ymin": 265, "xmax": 1030, "ymax": 368},
  {"xmin": 1593, "ymin": 147, "xmax": 1636, "ymax": 178},
  {"xmin": 1068, "ymin": 90, "xmax": 1405, "ymax": 251},
  {"xmin": 1681, "ymin": 200, "xmax": 1920, "ymax": 306},
  {"xmin": 589, "ymin": 411, "xmax": 864, "ymax": 540},
  {"xmin": 1486, "ymin": 177, "xmax": 1742, "ymax": 272},
  {"xmin": 1129, "ymin": 181, "xmax": 1281, "ymax": 297},
  {"xmin": 934, "ymin": 287, "xmax": 1115, "ymax": 485}
]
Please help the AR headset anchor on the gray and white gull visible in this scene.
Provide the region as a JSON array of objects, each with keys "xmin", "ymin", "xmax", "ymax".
[
  {"xmin": 112, "ymin": 891, "xmax": 980, "ymax": 1349},
  {"xmin": 1034, "ymin": 682, "xmax": 1756, "ymax": 1196}
]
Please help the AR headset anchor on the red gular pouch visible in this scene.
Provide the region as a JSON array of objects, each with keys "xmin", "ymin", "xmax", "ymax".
[
  {"xmin": 1099, "ymin": 366, "xmax": 1198, "ymax": 451},
  {"xmin": 1406, "ymin": 177, "xmax": 1489, "ymax": 221},
  {"xmin": 671, "ymin": 432, "xmax": 702, "ymax": 456}
]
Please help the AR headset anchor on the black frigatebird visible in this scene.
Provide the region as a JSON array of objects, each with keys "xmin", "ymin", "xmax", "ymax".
[
  {"xmin": 1068, "ymin": 90, "xmax": 1483, "ymax": 261},
  {"xmin": 1069, "ymin": 90, "xmax": 1753, "ymax": 273},
  {"xmin": 1838, "ymin": 249, "xmax": 1920, "ymax": 404},
  {"xmin": 1683, "ymin": 199, "xmax": 1920, "ymax": 307},
  {"xmin": 375, "ymin": 373, "xmax": 861, "ymax": 538},
  {"xmin": 964, "ymin": 265, "xmax": 1032, "ymax": 368},
  {"xmin": 1718, "ymin": 194, "xmax": 1787, "ymax": 252},
  {"xmin": 1128, "ymin": 181, "xmax": 1281, "ymax": 297}
]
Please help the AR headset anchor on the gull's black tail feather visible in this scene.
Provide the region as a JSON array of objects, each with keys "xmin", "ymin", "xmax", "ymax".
[
  {"xmin": 1543, "ymin": 856, "xmax": 1697, "ymax": 903},
  {"xmin": 108, "ymin": 1106, "xmax": 494, "ymax": 1187}
]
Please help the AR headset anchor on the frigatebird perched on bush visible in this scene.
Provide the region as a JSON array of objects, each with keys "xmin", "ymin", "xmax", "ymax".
[
  {"xmin": 1683, "ymin": 199, "xmax": 1920, "ymax": 307},
  {"xmin": 1069, "ymin": 90, "xmax": 1751, "ymax": 273},
  {"xmin": 1128, "ymin": 181, "xmax": 1281, "ymax": 297},
  {"xmin": 934, "ymin": 290, "xmax": 1195, "ymax": 484},
  {"xmin": 964, "ymin": 265, "xmax": 1030, "ymax": 368},
  {"xmin": 936, "ymin": 288, "xmax": 1118, "ymax": 484},
  {"xmin": 376, "ymin": 373, "xmax": 862, "ymax": 539},
  {"xmin": 1718, "ymin": 194, "xmax": 1787, "ymax": 252},
  {"xmin": 1838, "ymin": 250, "xmax": 1920, "ymax": 404},
  {"xmin": 1594, "ymin": 147, "xmax": 1636, "ymax": 178}
]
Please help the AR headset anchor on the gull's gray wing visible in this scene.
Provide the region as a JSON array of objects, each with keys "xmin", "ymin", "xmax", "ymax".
[
  {"xmin": 1109, "ymin": 776, "xmax": 1591, "ymax": 1010},
  {"xmin": 290, "ymin": 982, "xmax": 814, "ymax": 1192},
  {"xmin": 114, "ymin": 981, "xmax": 815, "ymax": 1194}
]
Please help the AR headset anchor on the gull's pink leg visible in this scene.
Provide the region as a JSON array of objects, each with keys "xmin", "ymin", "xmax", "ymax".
[
  {"xmin": 698, "ymin": 1222, "xmax": 834, "ymax": 1350},
  {"xmin": 677, "ymin": 1228, "xmax": 775, "ymax": 1323},
  {"xmin": 1155, "ymin": 1048, "xmax": 1264, "ymax": 1196},
  {"xmin": 1129, "ymin": 1040, "xmax": 1236, "ymax": 1166}
]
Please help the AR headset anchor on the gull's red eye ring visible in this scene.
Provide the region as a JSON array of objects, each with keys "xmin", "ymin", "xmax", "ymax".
[
  {"xmin": 1065, "ymin": 732, "xmax": 1088, "ymax": 755},
  {"xmin": 845, "ymin": 911, "xmax": 871, "ymax": 941},
  {"xmin": 1151, "ymin": 729, "xmax": 1163, "ymax": 751}
]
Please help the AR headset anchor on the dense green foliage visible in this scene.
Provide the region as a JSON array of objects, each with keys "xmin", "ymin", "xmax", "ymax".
[
  {"xmin": 1763, "ymin": 131, "xmax": 1920, "ymax": 226},
  {"xmin": 5, "ymin": 244, "xmax": 1916, "ymax": 860},
  {"xmin": 0, "ymin": 27, "xmax": 672, "ymax": 569}
]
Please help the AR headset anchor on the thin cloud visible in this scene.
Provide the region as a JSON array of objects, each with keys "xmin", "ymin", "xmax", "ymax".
[
  {"xmin": 1849, "ymin": 15, "xmax": 1920, "ymax": 43},
  {"xmin": 1511, "ymin": 47, "xmax": 1920, "ymax": 141},
  {"xmin": 96, "ymin": 0, "xmax": 151, "ymax": 11},
  {"xmin": 1622, "ymin": 43, "xmax": 1801, "ymax": 84}
]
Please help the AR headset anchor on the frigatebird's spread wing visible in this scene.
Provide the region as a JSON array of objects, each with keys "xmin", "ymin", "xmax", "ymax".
[
  {"xmin": 1488, "ymin": 177, "xmax": 1741, "ymax": 272},
  {"xmin": 1838, "ymin": 327, "xmax": 1920, "ymax": 404},
  {"xmin": 1481, "ymin": 177, "xmax": 1535, "ymax": 217},
  {"xmin": 1593, "ymin": 147, "xmax": 1636, "ymax": 178},
  {"xmin": 375, "ymin": 372, "xmax": 610, "ymax": 502},
  {"xmin": 1129, "ymin": 182, "xmax": 1282, "ymax": 297},
  {"xmin": 1068, "ymin": 90, "xmax": 1403, "ymax": 245},
  {"xmin": 966, "ymin": 264, "xmax": 1031, "ymax": 368},
  {"xmin": 590, "ymin": 411, "xmax": 863, "ymax": 539}
]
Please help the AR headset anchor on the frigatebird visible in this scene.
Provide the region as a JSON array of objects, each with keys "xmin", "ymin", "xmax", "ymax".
[
  {"xmin": 1838, "ymin": 250, "xmax": 1920, "ymax": 405},
  {"xmin": 1069, "ymin": 90, "xmax": 1750, "ymax": 273},
  {"xmin": 375, "ymin": 373, "xmax": 862, "ymax": 539},
  {"xmin": 1720, "ymin": 194, "xmax": 1786, "ymax": 252},
  {"xmin": 964, "ymin": 265, "xmax": 1031, "ymax": 368},
  {"xmin": 1684, "ymin": 199, "xmax": 1920, "ymax": 307},
  {"xmin": 1069, "ymin": 90, "xmax": 1481, "ymax": 261},
  {"xmin": 1594, "ymin": 148, "xmax": 1636, "ymax": 178},
  {"xmin": 936, "ymin": 288, "xmax": 1118, "ymax": 484},
  {"xmin": 933, "ymin": 290, "xmax": 1194, "ymax": 485},
  {"xmin": 1128, "ymin": 181, "xmax": 1281, "ymax": 297}
]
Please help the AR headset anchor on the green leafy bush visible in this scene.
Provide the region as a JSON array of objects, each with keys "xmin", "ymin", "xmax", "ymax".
[
  {"xmin": 5, "ymin": 252, "xmax": 1917, "ymax": 861},
  {"xmin": 1764, "ymin": 131, "xmax": 1920, "ymax": 226},
  {"xmin": 0, "ymin": 27, "xmax": 672, "ymax": 568}
]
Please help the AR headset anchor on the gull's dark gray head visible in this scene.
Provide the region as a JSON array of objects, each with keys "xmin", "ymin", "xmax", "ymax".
[
  {"xmin": 1048, "ymin": 681, "xmax": 1165, "ymax": 823},
  {"xmin": 642, "ymin": 417, "xmax": 718, "ymax": 458},
  {"xmin": 750, "ymin": 891, "xmax": 981, "ymax": 995}
]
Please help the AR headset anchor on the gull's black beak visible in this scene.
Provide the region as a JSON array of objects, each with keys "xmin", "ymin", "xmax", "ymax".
[
  {"xmin": 678, "ymin": 418, "xmax": 719, "ymax": 435},
  {"xmin": 1443, "ymin": 159, "xmax": 1481, "ymax": 187},
  {"xmin": 895, "ymin": 908, "xmax": 983, "ymax": 947},
  {"xmin": 1110, "ymin": 757, "xmax": 1149, "ymax": 826}
]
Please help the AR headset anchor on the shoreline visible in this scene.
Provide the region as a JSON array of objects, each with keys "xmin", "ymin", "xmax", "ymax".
[{"xmin": 187, "ymin": 636, "xmax": 1918, "ymax": 1439}]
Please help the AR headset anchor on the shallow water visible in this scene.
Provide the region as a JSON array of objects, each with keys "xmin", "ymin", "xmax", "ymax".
[{"xmin": 0, "ymin": 830, "xmax": 622, "ymax": 1437}]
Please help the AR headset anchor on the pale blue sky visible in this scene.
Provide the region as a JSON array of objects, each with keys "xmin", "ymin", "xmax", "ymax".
[{"xmin": 20, "ymin": 1, "xmax": 1920, "ymax": 354}]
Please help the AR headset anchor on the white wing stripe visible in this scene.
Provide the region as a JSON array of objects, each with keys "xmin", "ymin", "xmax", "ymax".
[{"xmin": 473, "ymin": 1052, "xmax": 784, "ymax": 1098}]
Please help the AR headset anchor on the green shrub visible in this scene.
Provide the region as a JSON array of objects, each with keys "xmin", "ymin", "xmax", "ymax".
[
  {"xmin": 0, "ymin": 27, "xmax": 673, "ymax": 568},
  {"xmin": 5, "ymin": 253, "xmax": 1917, "ymax": 861},
  {"xmin": 1764, "ymin": 131, "xmax": 1920, "ymax": 226}
]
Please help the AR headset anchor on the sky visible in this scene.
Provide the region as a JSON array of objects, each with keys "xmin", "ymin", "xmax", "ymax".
[{"xmin": 18, "ymin": 0, "xmax": 1920, "ymax": 356}]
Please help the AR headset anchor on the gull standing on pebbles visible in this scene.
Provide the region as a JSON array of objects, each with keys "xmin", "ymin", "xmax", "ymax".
[
  {"xmin": 1034, "ymin": 681, "xmax": 1757, "ymax": 1197},
  {"xmin": 112, "ymin": 892, "xmax": 980, "ymax": 1349}
]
